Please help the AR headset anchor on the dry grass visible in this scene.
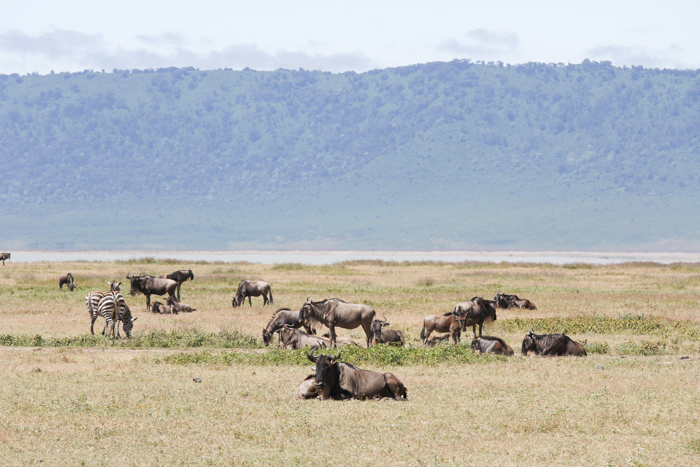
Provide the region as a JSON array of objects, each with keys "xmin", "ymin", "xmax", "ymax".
[{"xmin": 0, "ymin": 260, "xmax": 699, "ymax": 465}]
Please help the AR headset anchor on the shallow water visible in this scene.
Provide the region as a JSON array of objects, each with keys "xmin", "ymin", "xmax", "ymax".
[{"xmin": 7, "ymin": 250, "xmax": 700, "ymax": 265}]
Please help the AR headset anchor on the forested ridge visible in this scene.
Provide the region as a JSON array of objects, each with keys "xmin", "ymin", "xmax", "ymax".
[{"xmin": 1, "ymin": 60, "xmax": 699, "ymax": 250}]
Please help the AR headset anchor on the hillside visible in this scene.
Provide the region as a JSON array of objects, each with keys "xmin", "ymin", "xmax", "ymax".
[{"xmin": 1, "ymin": 60, "xmax": 699, "ymax": 250}]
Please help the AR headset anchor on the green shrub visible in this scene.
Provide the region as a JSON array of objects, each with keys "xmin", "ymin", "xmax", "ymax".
[
  {"xmin": 616, "ymin": 340, "xmax": 666, "ymax": 356},
  {"xmin": 581, "ymin": 340, "xmax": 609, "ymax": 354}
]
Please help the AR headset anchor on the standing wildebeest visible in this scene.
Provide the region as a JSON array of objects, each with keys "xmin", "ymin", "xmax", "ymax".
[
  {"xmin": 521, "ymin": 331, "xmax": 587, "ymax": 356},
  {"xmin": 277, "ymin": 326, "xmax": 328, "ymax": 350},
  {"xmin": 126, "ymin": 273, "xmax": 177, "ymax": 310},
  {"xmin": 306, "ymin": 349, "xmax": 407, "ymax": 401},
  {"xmin": 262, "ymin": 308, "xmax": 315, "ymax": 346},
  {"xmin": 471, "ymin": 336, "xmax": 514, "ymax": 356},
  {"xmin": 159, "ymin": 269, "xmax": 194, "ymax": 301},
  {"xmin": 59, "ymin": 273, "xmax": 75, "ymax": 291},
  {"xmin": 0, "ymin": 252, "xmax": 10, "ymax": 265},
  {"xmin": 420, "ymin": 311, "xmax": 466, "ymax": 345},
  {"xmin": 86, "ymin": 281, "xmax": 122, "ymax": 335},
  {"xmin": 371, "ymin": 316, "xmax": 406, "ymax": 347},
  {"xmin": 232, "ymin": 280, "xmax": 273, "ymax": 307},
  {"xmin": 300, "ymin": 297, "xmax": 376, "ymax": 348},
  {"xmin": 453, "ymin": 297, "xmax": 498, "ymax": 338}
]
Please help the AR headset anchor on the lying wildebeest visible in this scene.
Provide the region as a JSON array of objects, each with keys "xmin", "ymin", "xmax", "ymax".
[
  {"xmin": 295, "ymin": 375, "xmax": 320, "ymax": 400},
  {"xmin": 126, "ymin": 273, "xmax": 177, "ymax": 310},
  {"xmin": 521, "ymin": 331, "xmax": 587, "ymax": 356},
  {"xmin": 151, "ymin": 300, "xmax": 177, "ymax": 314},
  {"xmin": 305, "ymin": 349, "xmax": 407, "ymax": 400},
  {"xmin": 0, "ymin": 252, "xmax": 10, "ymax": 266},
  {"xmin": 277, "ymin": 326, "xmax": 328, "ymax": 350},
  {"xmin": 424, "ymin": 334, "xmax": 451, "ymax": 347},
  {"xmin": 494, "ymin": 292, "xmax": 537, "ymax": 310},
  {"xmin": 471, "ymin": 336, "xmax": 514, "ymax": 355},
  {"xmin": 85, "ymin": 281, "xmax": 122, "ymax": 335},
  {"xmin": 371, "ymin": 316, "xmax": 406, "ymax": 347},
  {"xmin": 320, "ymin": 333, "xmax": 361, "ymax": 347},
  {"xmin": 262, "ymin": 308, "xmax": 315, "ymax": 347},
  {"xmin": 453, "ymin": 297, "xmax": 498, "ymax": 338},
  {"xmin": 300, "ymin": 297, "xmax": 376, "ymax": 348},
  {"xmin": 167, "ymin": 296, "xmax": 196, "ymax": 313},
  {"xmin": 420, "ymin": 311, "xmax": 466, "ymax": 345},
  {"xmin": 59, "ymin": 273, "xmax": 75, "ymax": 291},
  {"xmin": 232, "ymin": 280, "xmax": 273, "ymax": 307},
  {"xmin": 159, "ymin": 269, "xmax": 194, "ymax": 301}
]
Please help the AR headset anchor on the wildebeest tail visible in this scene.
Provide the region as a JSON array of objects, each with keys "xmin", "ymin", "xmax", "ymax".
[
  {"xmin": 419, "ymin": 322, "xmax": 425, "ymax": 340},
  {"xmin": 269, "ymin": 287, "xmax": 274, "ymax": 305}
]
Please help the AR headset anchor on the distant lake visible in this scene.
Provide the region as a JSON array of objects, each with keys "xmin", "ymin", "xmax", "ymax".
[{"xmin": 8, "ymin": 250, "xmax": 700, "ymax": 265}]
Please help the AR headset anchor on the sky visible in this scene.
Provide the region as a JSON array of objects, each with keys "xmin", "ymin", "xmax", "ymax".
[{"xmin": 1, "ymin": 1, "xmax": 699, "ymax": 75}]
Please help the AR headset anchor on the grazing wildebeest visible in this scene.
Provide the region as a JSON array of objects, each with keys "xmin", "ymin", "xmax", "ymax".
[
  {"xmin": 151, "ymin": 301, "xmax": 177, "ymax": 314},
  {"xmin": 167, "ymin": 296, "xmax": 196, "ymax": 313},
  {"xmin": 419, "ymin": 311, "xmax": 466, "ymax": 345},
  {"xmin": 159, "ymin": 269, "xmax": 194, "ymax": 301},
  {"xmin": 371, "ymin": 316, "xmax": 406, "ymax": 347},
  {"xmin": 262, "ymin": 308, "xmax": 315, "ymax": 347},
  {"xmin": 0, "ymin": 252, "xmax": 10, "ymax": 266},
  {"xmin": 424, "ymin": 334, "xmax": 451, "ymax": 347},
  {"xmin": 126, "ymin": 273, "xmax": 177, "ymax": 310},
  {"xmin": 59, "ymin": 273, "xmax": 75, "ymax": 291},
  {"xmin": 277, "ymin": 326, "xmax": 328, "ymax": 350},
  {"xmin": 85, "ymin": 281, "xmax": 122, "ymax": 335},
  {"xmin": 232, "ymin": 280, "xmax": 273, "ymax": 307},
  {"xmin": 307, "ymin": 349, "xmax": 407, "ymax": 401},
  {"xmin": 521, "ymin": 331, "xmax": 587, "ymax": 356},
  {"xmin": 471, "ymin": 336, "xmax": 514, "ymax": 356},
  {"xmin": 300, "ymin": 297, "xmax": 376, "ymax": 348},
  {"xmin": 453, "ymin": 297, "xmax": 498, "ymax": 338},
  {"xmin": 295, "ymin": 375, "xmax": 320, "ymax": 400}
]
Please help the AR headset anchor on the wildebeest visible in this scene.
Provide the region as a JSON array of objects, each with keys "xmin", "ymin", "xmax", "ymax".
[
  {"xmin": 85, "ymin": 281, "xmax": 122, "ymax": 335},
  {"xmin": 159, "ymin": 269, "xmax": 194, "ymax": 301},
  {"xmin": 126, "ymin": 273, "xmax": 177, "ymax": 310},
  {"xmin": 59, "ymin": 273, "xmax": 75, "ymax": 291},
  {"xmin": 371, "ymin": 316, "xmax": 406, "ymax": 347},
  {"xmin": 167, "ymin": 296, "xmax": 196, "ymax": 313},
  {"xmin": 262, "ymin": 308, "xmax": 315, "ymax": 346},
  {"xmin": 151, "ymin": 301, "xmax": 176, "ymax": 314},
  {"xmin": 419, "ymin": 311, "xmax": 466, "ymax": 345},
  {"xmin": 521, "ymin": 331, "xmax": 587, "ymax": 356},
  {"xmin": 0, "ymin": 252, "xmax": 10, "ymax": 265},
  {"xmin": 295, "ymin": 375, "xmax": 320, "ymax": 400},
  {"xmin": 453, "ymin": 297, "xmax": 498, "ymax": 338},
  {"xmin": 306, "ymin": 349, "xmax": 407, "ymax": 401},
  {"xmin": 300, "ymin": 297, "xmax": 376, "ymax": 348},
  {"xmin": 424, "ymin": 334, "xmax": 451, "ymax": 347},
  {"xmin": 232, "ymin": 280, "xmax": 273, "ymax": 307},
  {"xmin": 471, "ymin": 336, "xmax": 514, "ymax": 355},
  {"xmin": 320, "ymin": 334, "xmax": 361, "ymax": 347},
  {"xmin": 494, "ymin": 292, "xmax": 537, "ymax": 310},
  {"xmin": 277, "ymin": 326, "xmax": 327, "ymax": 350}
]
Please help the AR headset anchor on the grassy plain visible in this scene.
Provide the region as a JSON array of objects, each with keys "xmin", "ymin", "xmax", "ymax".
[{"xmin": 0, "ymin": 259, "xmax": 699, "ymax": 465}]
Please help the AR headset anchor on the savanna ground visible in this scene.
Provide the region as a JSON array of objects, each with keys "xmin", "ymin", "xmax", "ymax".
[{"xmin": 0, "ymin": 259, "xmax": 699, "ymax": 466}]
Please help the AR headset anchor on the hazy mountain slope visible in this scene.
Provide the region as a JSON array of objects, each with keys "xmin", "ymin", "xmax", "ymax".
[{"xmin": 1, "ymin": 60, "xmax": 699, "ymax": 250}]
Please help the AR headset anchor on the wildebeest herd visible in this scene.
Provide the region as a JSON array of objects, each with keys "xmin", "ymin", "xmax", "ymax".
[{"xmin": 29, "ymin": 262, "xmax": 585, "ymax": 402}]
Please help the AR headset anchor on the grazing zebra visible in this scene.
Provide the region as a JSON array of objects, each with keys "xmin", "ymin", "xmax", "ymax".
[
  {"xmin": 97, "ymin": 291, "xmax": 136, "ymax": 338},
  {"xmin": 86, "ymin": 281, "xmax": 121, "ymax": 336},
  {"xmin": 0, "ymin": 252, "xmax": 10, "ymax": 265}
]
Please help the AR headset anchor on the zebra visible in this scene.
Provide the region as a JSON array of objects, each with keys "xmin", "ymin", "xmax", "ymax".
[
  {"xmin": 97, "ymin": 291, "xmax": 137, "ymax": 338},
  {"xmin": 86, "ymin": 281, "xmax": 123, "ymax": 336}
]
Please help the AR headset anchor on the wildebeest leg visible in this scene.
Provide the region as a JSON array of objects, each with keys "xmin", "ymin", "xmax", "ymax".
[
  {"xmin": 329, "ymin": 325, "xmax": 337, "ymax": 348},
  {"xmin": 176, "ymin": 284, "xmax": 181, "ymax": 302},
  {"xmin": 248, "ymin": 295, "xmax": 252, "ymax": 307},
  {"xmin": 361, "ymin": 321, "xmax": 374, "ymax": 348},
  {"xmin": 145, "ymin": 294, "xmax": 151, "ymax": 311}
]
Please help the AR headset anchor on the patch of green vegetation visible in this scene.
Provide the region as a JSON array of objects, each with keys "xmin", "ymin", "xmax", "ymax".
[
  {"xmin": 158, "ymin": 344, "xmax": 501, "ymax": 366},
  {"xmin": 616, "ymin": 340, "xmax": 666, "ymax": 356},
  {"xmin": 581, "ymin": 340, "xmax": 609, "ymax": 354},
  {"xmin": 493, "ymin": 315, "xmax": 700, "ymax": 340},
  {"xmin": 0, "ymin": 328, "xmax": 257, "ymax": 349}
]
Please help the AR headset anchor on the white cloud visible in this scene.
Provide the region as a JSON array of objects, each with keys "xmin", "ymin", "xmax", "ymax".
[
  {"xmin": 439, "ymin": 28, "xmax": 520, "ymax": 59},
  {"xmin": 586, "ymin": 44, "xmax": 690, "ymax": 69}
]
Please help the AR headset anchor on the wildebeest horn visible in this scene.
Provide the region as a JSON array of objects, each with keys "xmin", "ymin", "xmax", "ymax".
[
  {"xmin": 308, "ymin": 348, "xmax": 319, "ymax": 362},
  {"xmin": 382, "ymin": 315, "xmax": 388, "ymax": 323},
  {"xmin": 335, "ymin": 349, "xmax": 341, "ymax": 360},
  {"xmin": 132, "ymin": 317, "xmax": 138, "ymax": 322}
]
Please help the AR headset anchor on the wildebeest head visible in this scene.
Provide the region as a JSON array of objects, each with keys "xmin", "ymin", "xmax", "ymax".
[
  {"xmin": 371, "ymin": 316, "xmax": 389, "ymax": 340},
  {"xmin": 262, "ymin": 328, "xmax": 274, "ymax": 346},
  {"xmin": 521, "ymin": 330, "xmax": 537, "ymax": 355},
  {"xmin": 307, "ymin": 348, "xmax": 341, "ymax": 389},
  {"xmin": 126, "ymin": 273, "xmax": 146, "ymax": 296},
  {"xmin": 453, "ymin": 310, "xmax": 468, "ymax": 332}
]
